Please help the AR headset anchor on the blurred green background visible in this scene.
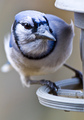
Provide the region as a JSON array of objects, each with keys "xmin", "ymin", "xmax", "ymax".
[{"xmin": 0, "ymin": 0, "xmax": 84, "ymax": 120}]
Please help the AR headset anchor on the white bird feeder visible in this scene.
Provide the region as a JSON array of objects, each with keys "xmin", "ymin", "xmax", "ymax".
[{"xmin": 36, "ymin": 0, "xmax": 84, "ymax": 112}]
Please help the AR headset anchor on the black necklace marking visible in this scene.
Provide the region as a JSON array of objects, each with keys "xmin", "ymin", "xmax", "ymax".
[{"xmin": 20, "ymin": 40, "xmax": 56, "ymax": 60}]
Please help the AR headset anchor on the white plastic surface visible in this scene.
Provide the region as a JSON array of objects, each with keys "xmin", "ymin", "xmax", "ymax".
[
  {"xmin": 37, "ymin": 86, "xmax": 84, "ymax": 112},
  {"xmin": 55, "ymin": 0, "xmax": 84, "ymax": 13},
  {"xmin": 36, "ymin": 78, "xmax": 84, "ymax": 112}
]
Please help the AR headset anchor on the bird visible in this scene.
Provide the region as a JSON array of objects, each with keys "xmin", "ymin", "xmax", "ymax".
[{"xmin": 2, "ymin": 10, "xmax": 74, "ymax": 95}]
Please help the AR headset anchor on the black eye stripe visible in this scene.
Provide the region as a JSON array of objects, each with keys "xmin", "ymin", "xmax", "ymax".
[
  {"xmin": 32, "ymin": 18, "xmax": 38, "ymax": 28},
  {"xmin": 43, "ymin": 16, "xmax": 49, "ymax": 26}
]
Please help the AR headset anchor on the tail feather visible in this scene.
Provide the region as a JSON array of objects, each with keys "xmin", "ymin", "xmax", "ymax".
[
  {"xmin": 1, "ymin": 62, "xmax": 13, "ymax": 73},
  {"xmin": 1, "ymin": 34, "xmax": 13, "ymax": 73}
]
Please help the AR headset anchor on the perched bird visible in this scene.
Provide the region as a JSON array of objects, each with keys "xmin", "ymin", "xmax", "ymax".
[{"xmin": 2, "ymin": 10, "xmax": 74, "ymax": 94}]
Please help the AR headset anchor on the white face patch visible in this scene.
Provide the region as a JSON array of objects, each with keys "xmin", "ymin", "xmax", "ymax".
[{"xmin": 16, "ymin": 24, "xmax": 32, "ymax": 41}]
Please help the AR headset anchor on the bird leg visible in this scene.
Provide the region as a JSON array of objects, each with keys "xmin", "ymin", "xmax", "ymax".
[
  {"xmin": 26, "ymin": 79, "xmax": 59, "ymax": 95},
  {"xmin": 25, "ymin": 64, "xmax": 83, "ymax": 96},
  {"xmin": 64, "ymin": 64, "xmax": 83, "ymax": 84}
]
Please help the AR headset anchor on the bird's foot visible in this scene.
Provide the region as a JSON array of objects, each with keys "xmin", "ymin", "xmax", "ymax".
[
  {"xmin": 64, "ymin": 64, "xmax": 83, "ymax": 84},
  {"xmin": 73, "ymin": 70, "xmax": 83, "ymax": 83},
  {"xmin": 39, "ymin": 80, "xmax": 59, "ymax": 95},
  {"xmin": 27, "ymin": 79, "xmax": 59, "ymax": 95}
]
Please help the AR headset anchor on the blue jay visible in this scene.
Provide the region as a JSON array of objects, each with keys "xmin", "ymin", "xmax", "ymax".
[{"xmin": 2, "ymin": 10, "xmax": 75, "ymax": 94}]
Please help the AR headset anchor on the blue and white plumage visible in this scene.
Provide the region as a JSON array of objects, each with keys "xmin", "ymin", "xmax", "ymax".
[{"xmin": 2, "ymin": 10, "xmax": 74, "ymax": 93}]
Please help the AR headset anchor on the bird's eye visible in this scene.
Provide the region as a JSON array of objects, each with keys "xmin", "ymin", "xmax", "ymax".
[{"xmin": 22, "ymin": 23, "xmax": 32, "ymax": 29}]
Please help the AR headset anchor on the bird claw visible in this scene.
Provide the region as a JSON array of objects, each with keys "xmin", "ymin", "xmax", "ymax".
[
  {"xmin": 25, "ymin": 79, "xmax": 59, "ymax": 95},
  {"xmin": 64, "ymin": 64, "xmax": 83, "ymax": 85},
  {"xmin": 39, "ymin": 80, "xmax": 59, "ymax": 95},
  {"xmin": 72, "ymin": 70, "xmax": 83, "ymax": 84},
  {"xmin": 48, "ymin": 87, "xmax": 58, "ymax": 95},
  {"xmin": 48, "ymin": 82, "xmax": 59, "ymax": 95}
]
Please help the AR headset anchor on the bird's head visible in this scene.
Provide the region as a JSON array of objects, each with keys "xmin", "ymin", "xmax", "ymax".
[
  {"xmin": 12, "ymin": 10, "xmax": 56, "ymax": 44},
  {"xmin": 12, "ymin": 10, "xmax": 56, "ymax": 59}
]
